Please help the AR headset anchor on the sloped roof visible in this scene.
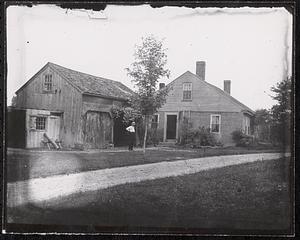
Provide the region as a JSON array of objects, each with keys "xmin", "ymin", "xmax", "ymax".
[
  {"xmin": 16, "ymin": 62, "xmax": 133, "ymax": 101},
  {"xmin": 166, "ymin": 71, "xmax": 254, "ymax": 115},
  {"xmin": 48, "ymin": 62, "xmax": 133, "ymax": 100}
]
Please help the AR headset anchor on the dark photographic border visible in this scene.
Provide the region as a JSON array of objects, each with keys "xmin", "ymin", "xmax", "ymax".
[{"xmin": 1, "ymin": 0, "xmax": 297, "ymax": 237}]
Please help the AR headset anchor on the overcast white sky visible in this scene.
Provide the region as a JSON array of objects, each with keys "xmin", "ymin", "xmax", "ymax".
[{"xmin": 7, "ymin": 4, "xmax": 293, "ymax": 110}]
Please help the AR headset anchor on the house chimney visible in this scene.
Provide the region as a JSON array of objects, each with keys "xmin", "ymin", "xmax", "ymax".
[
  {"xmin": 224, "ymin": 80, "xmax": 231, "ymax": 95},
  {"xmin": 159, "ymin": 83, "xmax": 165, "ymax": 90},
  {"xmin": 196, "ymin": 61, "xmax": 206, "ymax": 81}
]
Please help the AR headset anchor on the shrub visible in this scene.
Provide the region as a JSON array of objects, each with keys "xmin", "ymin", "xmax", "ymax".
[
  {"xmin": 147, "ymin": 128, "xmax": 164, "ymax": 146},
  {"xmin": 191, "ymin": 127, "xmax": 218, "ymax": 147},
  {"xmin": 231, "ymin": 129, "xmax": 253, "ymax": 147},
  {"xmin": 179, "ymin": 117, "xmax": 193, "ymax": 145},
  {"xmin": 180, "ymin": 124, "xmax": 218, "ymax": 147}
]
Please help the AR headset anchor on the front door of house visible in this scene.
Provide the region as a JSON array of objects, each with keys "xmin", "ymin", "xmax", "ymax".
[{"xmin": 166, "ymin": 115, "xmax": 177, "ymax": 140}]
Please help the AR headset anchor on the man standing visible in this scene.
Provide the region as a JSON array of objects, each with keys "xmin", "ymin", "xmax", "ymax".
[{"xmin": 126, "ymin": 121, "xmax": 136, "ymax": 151}]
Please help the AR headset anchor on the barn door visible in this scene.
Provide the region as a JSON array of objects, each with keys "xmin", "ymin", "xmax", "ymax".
[
  {"xmin": 47, "ymin": 116, "xmax": 61, "ymax": 141},
  {"xmin": 84, "ymin": 111, "xmax": 112, "ymax": 149}
]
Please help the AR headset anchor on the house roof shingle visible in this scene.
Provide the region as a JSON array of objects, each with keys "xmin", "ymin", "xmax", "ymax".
[{"xmin": 48, "ymin": 62, "xmax": 133, "ymax": 100}]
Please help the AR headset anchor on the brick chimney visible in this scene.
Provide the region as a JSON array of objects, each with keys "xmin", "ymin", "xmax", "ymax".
[
  {"xmin": 196, "ymin": 61, "xmax": 206, "ymax": 81},
  {"xmin": 159, "ymin": 83, "xmax": 165, "ymax": 90},
  {"xmin": 223, "ymin": 80, "xmax": 231, "ymax": 95}
]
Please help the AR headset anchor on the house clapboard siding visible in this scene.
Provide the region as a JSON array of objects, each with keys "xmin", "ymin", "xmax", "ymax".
[{"xmin": 157, "ymin": 61, "xmax": 254, "ymax": 146}]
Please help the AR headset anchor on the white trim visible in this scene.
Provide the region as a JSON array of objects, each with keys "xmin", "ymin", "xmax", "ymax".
[
  {"xmin": 164, "ymin": 112, "xmax": 179, "ymax": 141},
  {"xmin": 210, "ymin": 114, "xmax": 221, "ymax": 134}
]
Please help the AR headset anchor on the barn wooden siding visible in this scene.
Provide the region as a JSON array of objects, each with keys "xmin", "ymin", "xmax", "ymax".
[
  {"xmin": 16, "ymin": 65, "xmax": 83, "ymax": 147},
  {"xmin": 81, "ymin": 94, "xmax": 124, "ymax": 148}
]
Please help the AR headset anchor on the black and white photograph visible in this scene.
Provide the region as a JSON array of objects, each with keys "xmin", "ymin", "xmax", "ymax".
[{"xmin": 3, "ymin": 1, "xmax": 294, "ymax": 235}]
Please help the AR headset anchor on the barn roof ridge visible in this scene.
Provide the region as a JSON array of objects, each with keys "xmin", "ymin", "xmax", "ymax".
[
  {"xmin": 16, "ymin": 62, "xmax": 134, "ymax": 101},
  {"xmin": 47, "ymin": 62, "xmax": 134, "ymax": 100},
  {"xmin": 47, "ymin": 62, "xmax": 122, "ymax": 85}
]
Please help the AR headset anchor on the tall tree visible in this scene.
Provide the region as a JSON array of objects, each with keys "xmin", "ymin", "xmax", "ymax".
[
  {"xmin": 253, "ymin": 109, "xmax": 272, "ymax": 142},
  {"xmin": 270, "ymin": 77, "xmax": 292, "ymax": 145},
  {"xmin": 126, "ymin": 35, "xmax": 170, "ymax": 152}
]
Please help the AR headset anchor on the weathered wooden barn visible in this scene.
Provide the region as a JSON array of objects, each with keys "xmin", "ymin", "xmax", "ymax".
[
  {"xmin": 156, "ymin": 61, "xmax": 254, "ymax": 146},
  {"xmin": 12, "ymin": 62, "xmax": 133, "ymax": 149}
]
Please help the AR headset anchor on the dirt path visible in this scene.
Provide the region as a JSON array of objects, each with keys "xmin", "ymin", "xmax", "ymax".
[{"xmin": 7, "ymin": 152, "xmax": 290, "ymax": 207}]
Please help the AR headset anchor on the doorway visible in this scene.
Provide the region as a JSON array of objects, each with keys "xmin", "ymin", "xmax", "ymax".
[
  {"xmin": 47, "ymin": 115, "xmax": 61, "ymax": 141},
  {"xmin": 166, "ymin": 114, "xmax": 177, "ymax": 140}
]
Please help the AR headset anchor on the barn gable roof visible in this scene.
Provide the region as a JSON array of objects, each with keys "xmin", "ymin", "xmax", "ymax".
[
  {"xmin": 49, "ymin": 62, "xmax": 133, "ymax": 100},
  {"xmin": 167, "ymin": 71, "xmax": 254, "ymax": 115},
  {"xmin": 16, "ymin": 62, "xmax": 133, "ymax": 101}
]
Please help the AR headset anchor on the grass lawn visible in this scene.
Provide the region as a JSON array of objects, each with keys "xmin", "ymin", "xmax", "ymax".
[
  {"xmin": 7, "ymin": 158, "xmax": 292, "ymax": 235},
  {"xmin": 7, "ymin": 147, "xmax": 283, "ymax": 182}
]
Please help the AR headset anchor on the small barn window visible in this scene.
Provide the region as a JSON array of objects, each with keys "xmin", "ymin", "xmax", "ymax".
[
  {"xmin": 210, "ymin": 115, "xmax": 221, "ymax": 133},
  {"xmin": 36, "ymin": 116, "xmax": 46, "ymax": 130},
  {"xmin": 151, "ymin": 114, "xmax": 159, "ymax": 129},
  {"xmin": 183, "ymin": 83, "xmax": 192, "ymax": 100},
  {"xmin": 44, "ymin": 74, "xmax": 53, "ymax": 92}
]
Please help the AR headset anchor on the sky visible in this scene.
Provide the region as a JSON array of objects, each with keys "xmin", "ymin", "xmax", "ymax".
[{"xmin": 6, "ymin": 4, "xmax": 293, "ymax": 110}]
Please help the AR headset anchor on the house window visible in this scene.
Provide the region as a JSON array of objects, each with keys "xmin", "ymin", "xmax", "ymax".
[
  {"xmin": 44, "ymin": 74, "xmax": 53, "ymax": 91},
  {"xmin": 210, "ymin": 115, "xmax": 221, "ymax": 133},
  {"xmin": 183, "ymin": 83, "xmax": 192, "ymax": 101},
  {"xmin": 151, "ymin": 114, "xmax": 159, "ymax": 129}
]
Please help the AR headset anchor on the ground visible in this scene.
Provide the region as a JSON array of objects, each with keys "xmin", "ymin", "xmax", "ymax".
[
  {"xmin": 5, "ymin": 147, "xmax": 292, "ymax": 235},
  {"xmin": 7, "ymin": 146, "xmax": 281, "ymax": 182}
]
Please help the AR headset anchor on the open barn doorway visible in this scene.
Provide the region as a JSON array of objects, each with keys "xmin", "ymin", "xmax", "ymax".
[{"xmin": 113, "ymin": 116, "xmax": 128, "ymax": 147}]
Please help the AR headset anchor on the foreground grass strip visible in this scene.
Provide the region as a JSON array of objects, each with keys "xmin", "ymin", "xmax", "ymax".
[{"xmin": 7, "ymin": 152, "xmax": 289, "ymax": 207}]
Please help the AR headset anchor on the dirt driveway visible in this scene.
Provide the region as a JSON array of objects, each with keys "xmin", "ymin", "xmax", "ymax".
[{"xmin": 7, "ymin": 147, "xmax": 281, "ymax": 182}]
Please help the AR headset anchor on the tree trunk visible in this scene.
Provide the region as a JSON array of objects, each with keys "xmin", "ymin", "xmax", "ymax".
[{"xmin": 143, "ymin": 115, "xmax": 148, "ymax": 153}]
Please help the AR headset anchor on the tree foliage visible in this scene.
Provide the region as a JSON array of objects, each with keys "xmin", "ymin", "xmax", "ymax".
[
  {"xmin": 253, "ymin": 109, "xmax": 272, "ymax": 142},
  {"xmin": 270, "ymin": 77, "xmax": 292, "ymax": 145},
  {"xmin": 126, "ymin": 35, "xmax": 170, "ymax": 152},
  {"xmin": 110, "ymin": 105, "xmax": 142, "ymax": 125}
]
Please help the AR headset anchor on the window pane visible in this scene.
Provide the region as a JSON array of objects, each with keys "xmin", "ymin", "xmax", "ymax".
[
  {"xmin": 183, "ymin": 83, "xmax": 192, "ymax": 90},
  {"xmin": 212, "ymin": 116, "xmax": 219, "ymax": 124},
  {"xmin": 44, "ymin": 74, "xmax": 53, "ymax": 91},
  {"xmin": 36, "ymin": 117, "xmax": 46, "ymax": 130},
  {"xmin": 183, "ymin": 90, "xmax": 192, "ymax": 100},
  {"xmin": 211, "ymin": 116, "xmax": 220, "ymax": 133},
  {"xmin": 211, "ymin": 124, "xmax": 219, "ymax": 132}
]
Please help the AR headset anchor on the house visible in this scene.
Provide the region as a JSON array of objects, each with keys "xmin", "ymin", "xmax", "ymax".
[
  {"xmin": 10, "ymin": 62, "xmax": 133, "ymax": 149},
  {"xmin": 155, "ymin": 61, "xmax": 254, "ymax": 146}
]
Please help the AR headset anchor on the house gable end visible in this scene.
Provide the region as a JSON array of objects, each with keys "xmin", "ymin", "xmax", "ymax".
[{"xmin": 162, "ymin": 71, "xmax": 253, "ymax": 114}]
